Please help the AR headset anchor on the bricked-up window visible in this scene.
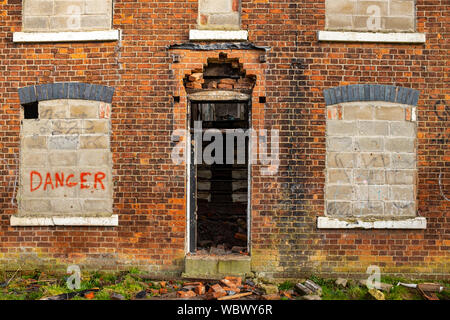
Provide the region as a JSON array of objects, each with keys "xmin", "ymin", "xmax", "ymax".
[
  {"xmin": 325, "ymin": 101, "xmax": 418, "ymax": 220},
  {"xmin": 22, "ymin": 0, "xmax": 113, "ymax": 32},
  {"xmin": 16, "ymin": 99, "xmax": 114, "ymax": 225},
  {"xmin": 198, "ymin": 0, "xmax": 240, "ymax": 30},
  {"xmin": 325, "ymin": 0, "xmax": 416, "ymax": 32}
]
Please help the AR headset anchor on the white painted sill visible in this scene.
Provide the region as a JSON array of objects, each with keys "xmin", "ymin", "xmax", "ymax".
[
  {"xmin": 318, "ymin": 31, "xmax": 426, "ymax": 44},
  {"xmin": 317, "ymin": 217, "xmax": 426, "ymax": 229},
  {"xmin": 189, "ymin": 29, "xmax": 248, "ymax": 41},
  {"xmin": 12, "ymin": 30, "xmax": 120, "ymax": 43},
  {"xmin": 10, "ymin": 215, "xmax": 118, "ymax": 227}
]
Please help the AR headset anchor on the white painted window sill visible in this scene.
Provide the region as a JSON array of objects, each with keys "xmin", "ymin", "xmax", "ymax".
[
  {"xmin": 317, "ymin": 217, "xmax": 426, "ymax": 229},
  {"xmin": 12, "ymin": 30, "xmax": 120, "ymax": 43},
  {"xmin": 10, "ymin": 215, "xmax": 118, "ymax": 227},
  {"xmin": 189, "ymin": 29, "xmax": 248, "ymax": 41},
  {"xmin": 318, "ymin": 31, "xmax": 426, "ymax": 44}
]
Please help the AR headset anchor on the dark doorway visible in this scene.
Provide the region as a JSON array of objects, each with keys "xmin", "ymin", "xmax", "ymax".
[{"xmin": 189, "ymin": 100, "xmax": 249, "ymax": 255}]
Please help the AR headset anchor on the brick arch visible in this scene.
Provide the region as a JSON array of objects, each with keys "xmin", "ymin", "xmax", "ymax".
[
  {"xmin": 18, "ymin": 83, "xmax": 115, "ymax": 105},
  {"xmin": 323, "ymin": 84, "xmax": 420, "ymax": 106}
]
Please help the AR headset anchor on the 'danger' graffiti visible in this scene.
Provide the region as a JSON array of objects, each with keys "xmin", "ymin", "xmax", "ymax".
[{"xmin": 29, "ymin": 171, "xmax": 106, "ymax": 192}]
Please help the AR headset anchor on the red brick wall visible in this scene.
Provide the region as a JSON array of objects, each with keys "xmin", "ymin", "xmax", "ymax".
[{"xmin": 0, "ymin": 0, "xmax": 448, "ymax": 278}]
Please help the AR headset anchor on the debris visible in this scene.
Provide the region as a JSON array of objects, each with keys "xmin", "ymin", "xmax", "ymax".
[
  {"xmin": 302, "ymin": 295, "xmax": 322, "ymax": 300},
  {"xmin": 234, "ymin": 233, "xmax": 247, "ymax": 241},
  {"xmin": 177, "ymin": 290, "xmax": 196, "ymax": 298},
  {"xmin": 335, "ymin": 278, "xmax": 348, "ymax": 288},
  {"xmin": 84, "ymin": 292, "xmax": 95, "ymax": 299},
  {"xmin": 135, "ymin": 290, "xmax": 147, "ymax": 299},
  {"xmin": 260, "ymin": 283, "xmax": 279, "ymax": 295},
  {"xmin": 368, "ymin": 288, "xmax": 385, "ymax": 300},
  {"xmin": 295, "ymin": 283, "xmax": 314, "ymax": 295},
  {"xmin": 189, "ymin": 73, "xmax": 203, "ymax": 82},
  {"xmin": 110, "ymin": 293, "xmax": 125, "ymax": 300},
  {"xmin": 378, "ymin": 283, "xmax": 393, "ymax": 292},
  {"xmin": 41, "ymin": 288, "xmax": 100, "ymax": 300},
  {"xmin": 262, "ymin": 294, "xmax": 281, "ymax": 300},
  {"xmin": 218, "ymin": 292, "xmax": 253, "ymax": 300},
  {"xmin": 194, "ymin": 284, "xmax": 205, "ymax": 295},
  {"xmin": 304, "ymin": 280, "xmax": 322, "ymax": 296},
  {"xmin": 417, "ymin": 284, "xmax": 440, "ymax": 300}
]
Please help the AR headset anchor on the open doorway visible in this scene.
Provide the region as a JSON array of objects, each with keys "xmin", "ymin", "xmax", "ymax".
[
  {"xmin": 184, "ymin": 54, "xmax": 255, "ymax": 256},
  {"xmin": 190, "ymin": 100, "xmax": 250, "ymax": 255}
]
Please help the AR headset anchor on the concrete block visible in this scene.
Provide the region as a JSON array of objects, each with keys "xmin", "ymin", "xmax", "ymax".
[
  {"xmin": 208, "ymin": 13, "xmax": 240, "ymax": 26},
  {"xmin": 22, "ymin": 119, "xmax": 51, "ymax": 135},
  {"xmin": 327, "ymin": 169, "xmax": 352, "ymax": 184},
  {"xmin": 22, "ymin": 136, "xmax": 47, "ymax": 149},
  {"xmin": 327, "ymin": 137, "xmax": 353, "ymax": 151},
  {"xmin": 354, "ymin": 169, "xmax": 386, "ymax": 185},
  {"xmin": 353, "ymin": 201, "xmax": 384, "ymax": 216},
  {"xmin": 326, "ymin": 0, "xmax": 355, "ymax": 14},
  {"xmin": 83, "ymin": 119, "xmax": 109, "ymax": 134},
  {"xmin": 356, "ymin": 1, "xmax": 388, "ymax": 16},
  {"xmin": 385, "ymin": 138, "xmax": 415, "ymax": 153},
  {"xmin": 24, "ymin": 0, "xmax": 54, "ymax": 16},
  {"xmin": 343, "ymin": 104, "xmax": 373, "ymax": 120},
  {"xmin": 390, "ymin": 186, "xmax": 415, "ymax": 201},
  {"xmin": 386, "ymin": 170, "xmax": 415, "ymax": 185},
  {"xmin": 22, "ymin": 152, "xmax": 48, "ymax": 167},
  {"xmin": 326, "ymin": 15, "xmax": 353, "ymax": 30},
  {"xmin": 355, "ymin": 137, "xmax": 383, "ymax": 151},
  {"xmin": 385, "ymin": 17, "xmax": 414, "ymax": 32},
  {"xmin": 327, "ymin": 201, "xmax": 352, "ymax": 216},
  {"xmin": 358, "ymin": 120, "xmax": 388, "ymax": 136},
  {"xmin": 69, "ymin": 101, "xmax": 99, "ymax": 118},
  {"xmin": 80, "ymin": 135, "xmax": 109, "ymax": 149},
  {"xmin": 85, "ymin": 0, "xmax": 112, "ymax": 14},
  {"xmin": 54, "ymin": 1, "xmax": 85, "ymax": 16},
  {"xmin": 326, "ymin": 185, "xmax": 354, "ymax": 201},
  {"xmin": 199, "ymin": 0, "xmax": 233, "ymax": 13},
  {"xmin": 389, "ymin": 121, "xmax": 415, "ymax": 137},
  {"xmin": 51, "ymin": 199, "xmax": 82, "ymax": 213},
  {"xmin": 391, "ymin": 153, "xmax": 415, "ymax": 169},
  {"xmin": 49, "ymin": 16, "xmax": 80, "ymax": 31},
  {"xmin": 79, "ymin": 150, "xmax": 109, "ymax": 166},
  {"xmin": 359, "ymin": 153, "xmax": 390, "ymax": 168},
  {"xmin": 21, "ymin": 171, "xmax": 48, "ymax": 197},
  {"xmin": 20, "ymin": 199, "xmax": 51, "ymax": 213},
  {"xmin": 327, "ymin": 120, "xmax": 356, "ymax": 136},
  {"xmin": 51, "ymin": 119, "xmax": 82, "ymax": 135},
  {"xmin": 39, "ymin": 100, "xmax": 69, "ymax": 119},
  {"xmin": 374, "ymin": 106, "xmax": 404, "ymax": 120},
  {"xmin": 327, "ymin": 152, "xmax": 357, "ymax": 168},
  {"xmin": 23, "ymin": 17, "xmax": 50, "ymax": 31},
  {"xmin": 48, "ymin": 136, "xmax": 78, "ymax": 150},
  {"xmin": 356, "ymin": 185, "xmax": 389, "ymax": 201},
  {"xmin": 80, "ymin": 15, "xmax": 111, "ymax": 30},
  {"xmin": 48, "ymin": 151, "xmax": 77, "ymax": 166},
  {"xmin": 390, "ymin": 1, "xmax": 415, "ymax": 16},
  {"xmin": 385, "ymin": 201, "xmax": 415, "ymax": 216},
  {"xmin": 83, "ymin": 199, "xmax": 112, "ymax": 213}
]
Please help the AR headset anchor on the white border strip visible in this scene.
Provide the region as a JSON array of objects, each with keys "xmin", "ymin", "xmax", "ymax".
[
  {"xmin": 11, "ymin": 215, "xmax": 118, "ymax": 226},
  {"xmin": 189, "ymin": 29, "xmax": 248, "ymax": 41},
  {"xmin": 13, "ymin": 30, "xmax": 120, "ymax": 43},
  {"xmin": 317, "ymin": 217, "xmax": 426, "ymax": 229},
  {"xmin": 318, "ymin": 31, "xmax": 426, "ymax": 43}
]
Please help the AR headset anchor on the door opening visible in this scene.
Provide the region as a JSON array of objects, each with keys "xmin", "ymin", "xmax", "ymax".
[{"xmin": 189, "ymin": 100, "xmax": 250, "ymax": 255}]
